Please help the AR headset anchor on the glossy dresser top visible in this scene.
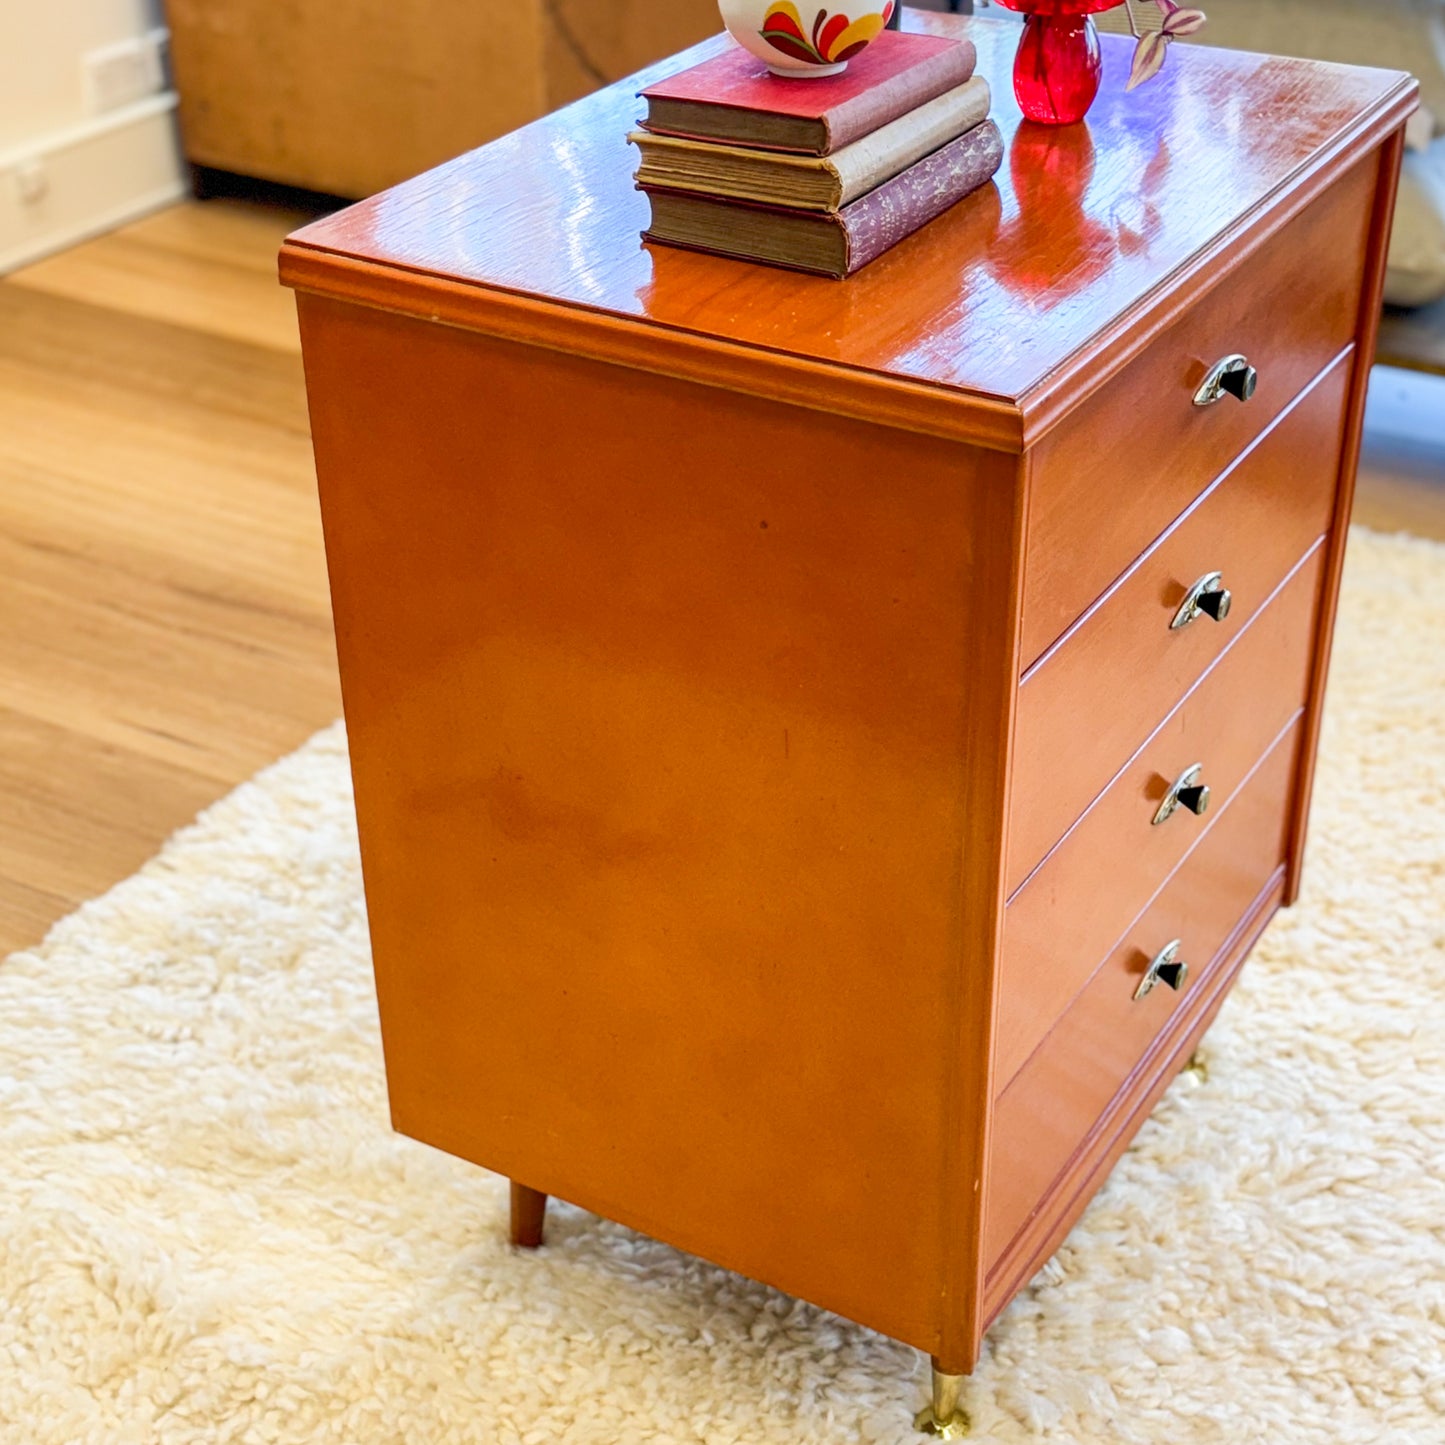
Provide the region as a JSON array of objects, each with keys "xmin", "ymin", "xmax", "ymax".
[{"xmin": 282, "ymin": 14, "xmax": 1412, "ymax": 441}]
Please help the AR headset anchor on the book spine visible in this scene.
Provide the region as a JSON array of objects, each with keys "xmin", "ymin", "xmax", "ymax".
[
  {"xmin": 637, "ymin": 121, "xmax": 823, "ymax": 156},
  {"xmin": 639, "ymin": 229, "xmax": 841, "ymax": 279},
  {"xmin": 839, "ymin": 119, "xmax": 1004, "ymax": 276},
  {"xmin": 830, "ymin": 76, "xmax": 991, "ymax": 208},
  {"xmin": 822, "ymin": 39, "xmax": 977, "ymax": 154}
]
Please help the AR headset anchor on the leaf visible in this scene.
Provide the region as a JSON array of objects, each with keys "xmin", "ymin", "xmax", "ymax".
[
  {"xmin": 817, "ymin": 10, "xmax": 850, "ymax": 58},
  {"xmin": 762, "ymin": 31, "xmax": 820, "ymax": 63},
  {"xmin": 1162, "ymin": 6, "xmax": 1207, "ymax": 36},
  {"xmin": 761, "ymin": 16, "xmax": 806, "ymax": 41},
  {"xmin": 1127, "ymin": 31, "xmax": 1169, "ymax": 91}
]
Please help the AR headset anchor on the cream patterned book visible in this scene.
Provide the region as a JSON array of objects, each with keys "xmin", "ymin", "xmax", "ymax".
[{"xmin": 632, "ymin": 76, "xmax": 991, "ymax": 213}]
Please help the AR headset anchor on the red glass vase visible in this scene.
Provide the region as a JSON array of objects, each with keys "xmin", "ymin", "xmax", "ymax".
[{"xmin": 994, "ymin": 0, "xmax": 1118, "ymax": 125}]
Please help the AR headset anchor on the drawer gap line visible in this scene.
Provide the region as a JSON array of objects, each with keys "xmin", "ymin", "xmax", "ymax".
[
  {"xmin": 1007, "ymin": 539, "xmax": 1326, "ymax": 905},
  {"xmin": 1019, "ymin": 345, "xmax": 1353, "ymax": 683},
  {"xmin": 985, "ymin": 866, "xmax": 1288, "ymax": 1300}
]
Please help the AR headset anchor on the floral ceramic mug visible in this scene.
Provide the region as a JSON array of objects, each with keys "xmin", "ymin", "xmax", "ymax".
[{"xmin": 718, "ymin": 0, "xmax": 896, "ymax": 77}]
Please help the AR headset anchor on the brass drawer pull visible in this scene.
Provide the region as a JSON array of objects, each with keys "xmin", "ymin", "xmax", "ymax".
[
  {"xmin": 1134, "ymin": 939, "xmax": 1190, "ymax": 1001},
  {"xmin": 1152, "ymin": 762, "xmax": 1211, "ymax": 826},
  {"xmin": 1171, "ymin": 570, "xmax": 1233, "ymax": 630},
  {"xmin": 1194, "ymin": 353, "xmax": 1258, "ymax": 406}
]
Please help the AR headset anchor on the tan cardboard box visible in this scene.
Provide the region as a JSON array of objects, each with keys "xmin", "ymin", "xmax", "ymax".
[{"xmin": 164, "ymin": 0, "xmax": 723, "ymax": 199}]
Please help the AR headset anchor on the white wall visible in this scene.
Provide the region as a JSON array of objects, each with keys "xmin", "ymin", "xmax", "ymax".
[{"xmin": 0, "ymin": 0, "xmax": 184, "ymax": 273}]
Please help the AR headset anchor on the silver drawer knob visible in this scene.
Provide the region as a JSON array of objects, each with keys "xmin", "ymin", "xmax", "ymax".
[
  {"xmin": 1171, "ymin": 571, "xmax": 1233, "ymax": 631},
  {"xmin": 1134, "ymin": 939, "xmax": 1191, "ymax": 1001},
  {"xmin": 1152, "ymin": 763, "xmax": 1211, "ymax": 825},
  {"xmin": 1194, "ymin": 353, "xmax": 1258, "ymax": 406}
]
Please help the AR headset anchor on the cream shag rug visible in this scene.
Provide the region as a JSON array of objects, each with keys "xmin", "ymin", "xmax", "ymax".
[{"xmin": 1, "ymin": 529, "xmax": 1441, "ymax": 1445}]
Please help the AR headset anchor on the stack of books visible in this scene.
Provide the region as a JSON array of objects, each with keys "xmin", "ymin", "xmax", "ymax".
[{"xmin": 631, "ymin": 31, "xmax": 1001, "ymax": 279}]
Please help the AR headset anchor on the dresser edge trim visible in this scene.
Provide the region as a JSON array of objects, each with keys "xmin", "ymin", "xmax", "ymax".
[{"xmin": 279, "ymin": 245, "xmax": 1029, "ymax": 453}]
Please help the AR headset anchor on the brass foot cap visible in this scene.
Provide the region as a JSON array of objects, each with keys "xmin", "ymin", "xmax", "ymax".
[{"xmin": 914, "ymin": 1405, "xmax": 971, "ymax": 1438}]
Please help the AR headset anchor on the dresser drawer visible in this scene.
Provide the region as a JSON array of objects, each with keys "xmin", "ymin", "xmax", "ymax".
[
  {"xmin": 997, "ymin": 540, "xmax": 1323, "ymax": 1091},
  {"xmin": 1008, "ymin": 358, "xmax": 1346, "ymax": 891},
  {"xmin": 984, "ymin": 714, "xmax": 1303, "ymax": 1269},
  {"xmin": 1020, "ymin": 154, "xmax": 1374, "ymax": 668}
]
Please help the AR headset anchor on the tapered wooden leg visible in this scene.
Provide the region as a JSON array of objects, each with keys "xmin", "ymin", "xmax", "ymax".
[
  {"xmin": 915, "ymin": 1358, "xmax": 971, "ymax": 1438},
  {"xmin": 509, "ymin": 1181, "xmax": 548, "ymax": 1248}
]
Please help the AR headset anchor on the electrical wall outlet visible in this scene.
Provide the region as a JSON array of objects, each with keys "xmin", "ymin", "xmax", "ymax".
[
  {"xmin": 14, "ymin": 159, "xmax": 50, "ymax": 207},
  {"xmin": 83, "ymin": 31, "xmax": 167, "ymax": 115}
]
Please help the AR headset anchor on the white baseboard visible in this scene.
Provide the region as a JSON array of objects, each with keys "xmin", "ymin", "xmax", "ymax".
[{"xmin": 0, "ymin": 93, "xmax": 186, "ymax": 276}]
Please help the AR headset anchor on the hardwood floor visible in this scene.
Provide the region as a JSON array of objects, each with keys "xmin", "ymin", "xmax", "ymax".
[
  {"xmin": 0, "ymin": 197, "xmax": 1441, "ymax": 958},
  {"xmin": 0, "ymin": 200, "xmax": 340, "ymax": 955}
]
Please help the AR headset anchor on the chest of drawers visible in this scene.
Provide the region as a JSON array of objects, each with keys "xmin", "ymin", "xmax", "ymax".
[{"xmin": 281, "ymin": 14, "xmax": 1414, "ymax": 1425}]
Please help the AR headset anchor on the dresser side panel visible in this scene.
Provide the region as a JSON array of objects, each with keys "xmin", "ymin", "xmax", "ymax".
[{"xmin": 295, "ymin": 292, "xmax": 1017, "ymax": 1356}]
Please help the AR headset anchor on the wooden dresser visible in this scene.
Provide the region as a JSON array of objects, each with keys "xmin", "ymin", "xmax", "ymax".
[{"xmin": 281, "ymin": 14, "xmax": 1414, "ymax": 1426}]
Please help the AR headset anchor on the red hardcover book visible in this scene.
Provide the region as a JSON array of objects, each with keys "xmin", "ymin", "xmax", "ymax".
[
  {"xmin": 640, "ymin": 119, "xmax": 1004, "ymax": 278},
  {"xmin": 639, "ymin": 32, "xmax": 977, "ymax": 157}
]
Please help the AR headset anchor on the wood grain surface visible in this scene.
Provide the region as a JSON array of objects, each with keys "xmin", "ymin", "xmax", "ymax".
[
  {"xmin": 999, "ymin": 546, "xmax": 1326, "ymax": 1092},
  {"xmin": 1018, "ymin": 160, "xmax": 1371, "ymax": 665},
  {"xmin": 1009, "ymin": 357, "xmax": 1348, "ymax": 892},
  {"xmin": 0, "ymin": 200, "xmax": 340, "ymax": 957},
  {"xmin": 282, "ymin": 14, "xmax": 1414, "ymax": 439}
]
